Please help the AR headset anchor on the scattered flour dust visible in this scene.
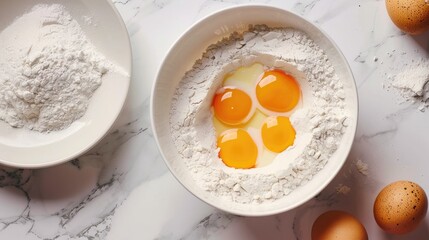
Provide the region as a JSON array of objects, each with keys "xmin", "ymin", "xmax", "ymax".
[
  {"xmin": 0, "ymin": 4, "xmax": 116, "ymax": 132},
  {"xmin": 355, "ymin": 158, "xmax": 369, "ymax": 176},
  {"xmin": 170, "ymin": 25, "xmax": 350, "ymax": 204},
  {"xmin": 336, "ymin": 184, "xmax": 351, "ymax": 195},
  {"xmin": 387, "ymin": 59, "xmax": 429, "ymax": 111}
]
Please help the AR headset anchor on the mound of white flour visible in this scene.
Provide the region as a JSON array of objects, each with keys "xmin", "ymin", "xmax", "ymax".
[
  {"xmin": 388, "ymin": 59, "xmax": 429, "ymax": 111},
  {"xmin": 0, "ymin": 4, "xmax": 113, "ymax": 132},
  {"xmin": 170, "ymin": 25, "xmax": 349, "ymax": 204}
]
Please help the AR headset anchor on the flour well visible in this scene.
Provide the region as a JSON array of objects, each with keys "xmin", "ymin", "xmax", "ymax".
[
  {"xmin": 0, "ymin": 4, "xmax": 114, "ymax": 132},
  {"xmin": 170, "ymin": 25, "xmax": 349, "ymax": 204}
]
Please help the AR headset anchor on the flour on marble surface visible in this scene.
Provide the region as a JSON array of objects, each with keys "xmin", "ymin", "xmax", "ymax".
[
  {"xmin": 170, "ymin": 25, "xmax": 349, "ymax": 204},
  {"xmin": 386, "ymin": 59, "xmax": 429, "ymax": 111},
  {"xmin": 0, "ymin": 4, "xmax": 114, "ymax": 132},
  {"xmin": 355, "ymin": 159, "xmax": 369, "ymax": 176},
  {"xmin": 336, "ymin": 184, "xmax": 351, "ymax": 195}
]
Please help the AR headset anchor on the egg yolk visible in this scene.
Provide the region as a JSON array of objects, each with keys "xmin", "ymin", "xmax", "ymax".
[
  {"xmin": 213, "ymin": 88, "xmax": 252, "ymax": 125},
  {"xmin": 261, "ymin": 116, "xmax": 295, "ymax": 153},
  {"xmin": 217, "ymin": 129, "xmax": 258, "ymax": 169},
  {"xmin": 256, "ymin": 70, "xmax": 300, "ymax": 112}
]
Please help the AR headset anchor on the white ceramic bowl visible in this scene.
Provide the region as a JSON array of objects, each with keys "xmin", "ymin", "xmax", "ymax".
[
  {"xmin": 151, "ymin": 5, "xmax": 358, "ymax": 216},
  {"xmin": 0, "ymin": 0, "xmax": 131, "ymax": 168}
]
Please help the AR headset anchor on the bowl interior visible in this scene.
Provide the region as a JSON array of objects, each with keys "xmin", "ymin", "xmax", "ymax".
[
  {"xmin": 152, "ymin": 5, "xmax": 358, "ymax": 216},
  {"xmin": 0, "ymin": 0, "xmax": 131, "ymax": 168}
]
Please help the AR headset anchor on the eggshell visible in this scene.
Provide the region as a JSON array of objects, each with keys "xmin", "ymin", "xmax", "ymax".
[
  {"xmin": 385, "ymin": 0, "xmax": 429, "ymax": 34},
  {"xmin": 311, "ymin": 210, "xmax": 368, "ymax": 240},
  {"xmin": 373, "ymin": 180, "xmax": 428, "ymax": 234}
]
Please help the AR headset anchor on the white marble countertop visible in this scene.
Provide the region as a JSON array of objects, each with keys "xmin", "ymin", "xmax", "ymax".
[{"xmin": 1, "ymin": 0, "xmax": 429, "ymax": 239}]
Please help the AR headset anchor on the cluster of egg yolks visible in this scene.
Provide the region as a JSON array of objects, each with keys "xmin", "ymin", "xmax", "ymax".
[
  {"xmin": 212, "ymin": 66, "xmax": 300, "ymax": 169},
  {"xmin": 213, "ymin": 88, "xmax": 252, "ymax": 125}
]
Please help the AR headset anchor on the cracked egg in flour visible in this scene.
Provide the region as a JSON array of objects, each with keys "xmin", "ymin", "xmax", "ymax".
[{"xmin": 213, "ymin": 63, "xmax": 303, "ymax": 169}]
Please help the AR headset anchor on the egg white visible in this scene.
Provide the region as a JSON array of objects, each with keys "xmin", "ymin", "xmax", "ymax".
[{"xmin": 214, "ymin": 62, "xmax": 309, "ymax": 168}]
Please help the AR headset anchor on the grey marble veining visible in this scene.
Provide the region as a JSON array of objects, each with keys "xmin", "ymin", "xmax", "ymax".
[{"xmin": 0, "ymin": 103, "xmax": 155, "ymax": 239}]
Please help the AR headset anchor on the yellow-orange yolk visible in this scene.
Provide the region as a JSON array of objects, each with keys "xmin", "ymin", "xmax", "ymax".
[
  {"xmin": 261, "ymin": 116, "xmax": 295, "ymax": 153},
  {"xmin": 256, "ymin": 70, "xmax": 300, "ymax": 112},
  {"xmin": 212, "ymin": 64, "xmax": 302, "ymax": 169},
  {"xmin": 217, "ymin": 129, "xmax": 257, "ymax": 169},
  {"xmin": 213, "ymin": 88, "xmax": 252, "ymax": 125}
]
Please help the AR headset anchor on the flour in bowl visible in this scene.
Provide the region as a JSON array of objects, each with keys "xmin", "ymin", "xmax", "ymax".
[
  {"xmin": 170, "ymin": 25, "xmax": 349, "ymax": 204},
  {"xmin": 0, "ymin": 4, "xmax": 116, "ymax": 132}
]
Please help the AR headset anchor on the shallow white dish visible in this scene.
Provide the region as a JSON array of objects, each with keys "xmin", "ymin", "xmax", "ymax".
[
  {"xmin": 151, "ymin": 5, "xmax": 358, "ymax": 216},
  {"xmin": 0, "ymin": 0, "xmax": 131, "ymax": 168}
]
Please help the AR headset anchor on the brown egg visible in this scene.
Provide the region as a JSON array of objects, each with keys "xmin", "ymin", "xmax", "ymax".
[
  {"xmin": 311, "ymin": 210, "xmax": 368, "ymax": 240},
  {"xmin": 373, "ymin": 180, "xmax": 428, "ymax": 234},
  {"xmin": 385, "ymin": 0, "xmax": 429, "ymax": 34}
]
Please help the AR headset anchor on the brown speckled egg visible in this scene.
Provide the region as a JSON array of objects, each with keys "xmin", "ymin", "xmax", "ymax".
[
  {"xmin": 385, "ymin": 0, "xmax": 429, "ymax": 34},
  {"xmin": 312, "ymin": 210, "xmax": 368, "ymax": 240},
  {"xmin": 373, "ymin": 180, "xmax": 428, "ymax": 234}
]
